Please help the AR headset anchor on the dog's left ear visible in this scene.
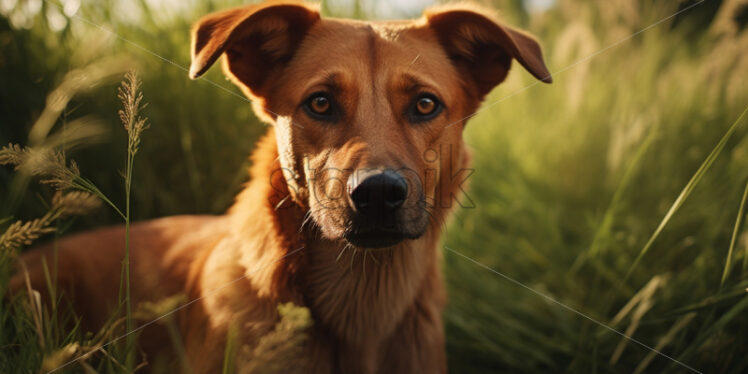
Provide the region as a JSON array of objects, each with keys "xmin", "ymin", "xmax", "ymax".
[
  {"xmin": 189, "ymin": 2, "xmax": 319, "ymax": 97},
  {"xmin": 424, "ymin": 5, "xmax": 551, "ymax": 98}
]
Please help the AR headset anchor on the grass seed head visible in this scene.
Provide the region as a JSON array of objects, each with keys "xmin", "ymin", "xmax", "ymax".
[
  {"xmin": 52, "ymin": 191, "xmax": 102, "ymax": 217},
  {"xmin": 118, "ymin": 71, "xmax": 149, "ymax": 156},
  {"xmin": 0, "ymin": 217, "xmax": 55, "ymax": 254}
]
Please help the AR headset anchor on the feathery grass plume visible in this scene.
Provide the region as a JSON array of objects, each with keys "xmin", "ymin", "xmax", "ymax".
[
  {"xmin": 0, "ymin": 143, "xmax": 120, "ymax": 217},
  {"xmin": 239, "ymin": 303, "xmax": 313, "ymax": 374},
  {"xmin": 34, "ymin": 152, "xmax": 79, "ymax": 190},
  {"xmin": 0, "ymin": 144, "xmax": 101, "ymax": 255},
  {"xmin": 52, "ymin": 191, "xmax": 103, "ymax": 218},
  {"xmin": 0, "ymin": 143, "xmax": 27, "ymax": 166},
  {"xmin": 0, "ymin": 190, "xmax": 101, "ymax": 255},
  {"xmin": 118, "ymin": 71, "xmax": 149, "ymax": 156},
  {"xmin": 1, "ymin": 144, "xmax": 79, "ymax": 189},
  {"xmin": 0, "ymin": 216, "xmax": 56, "ymax": 255}
]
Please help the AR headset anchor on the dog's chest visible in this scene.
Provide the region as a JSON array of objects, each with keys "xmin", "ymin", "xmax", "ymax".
[{"xmin": 300, "ymin": 238, "xmax": 432, "ymax": 344}]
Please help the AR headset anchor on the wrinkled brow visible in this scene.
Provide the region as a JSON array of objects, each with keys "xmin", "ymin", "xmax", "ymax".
[
  {"xmin": 398, "ymin": 73, "xmax": 441, "ymax": 95},
  {"xmin": 303, "ymin": 71, "xmax": 344, "ymax": 94}
]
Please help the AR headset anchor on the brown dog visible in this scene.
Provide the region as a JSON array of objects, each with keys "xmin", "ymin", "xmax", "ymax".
[{"xmin": 11, "ymin": 1, "xmax": 550, "ymax": 372}]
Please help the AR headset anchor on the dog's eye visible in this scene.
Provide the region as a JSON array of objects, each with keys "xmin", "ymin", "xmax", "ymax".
[
  {"xmin": 304, "ymin": 92, "xmax": 335, "ymax": 120},
  {"xmin": 416, "ymin": 97, "xmax": 436, "ymax": 115},
  {"xmin": 310, "ymin": 95, "xmax": 330, "ymax": 114},
  {"xmin": 409, "ymin": 94, "xmax": 442, "ymax": 122}
]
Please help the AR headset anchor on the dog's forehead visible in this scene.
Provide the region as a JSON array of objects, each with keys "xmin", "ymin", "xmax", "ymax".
[
  {"xmin": 278, "ymin": 17, "xmax": 460, "ymax": 101},
  {"xmin": 298, "ymin": 18, "xmax": 439, "ymax": 63}
]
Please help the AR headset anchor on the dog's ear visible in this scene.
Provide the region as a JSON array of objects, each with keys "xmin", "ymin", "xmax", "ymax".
[
  {"xmin": 424, "ymin": 5, "xmax": 551, "ymax": 98},
  {"xmin": 189, "ymin": 2, "xmax": 319, "ymax": 96}
]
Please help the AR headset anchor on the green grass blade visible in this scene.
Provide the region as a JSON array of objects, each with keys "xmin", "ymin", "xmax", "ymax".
[
  {"xmin": 721, "ymin": 179, "xmax": 748, "ymax": 288},
  {"xmin": 222, "ymin": 323, "xmax": 239, "ymax": 374},
  {"xmin": 624, "ymin": 106, "xmax": 748, "ymax": 283}
]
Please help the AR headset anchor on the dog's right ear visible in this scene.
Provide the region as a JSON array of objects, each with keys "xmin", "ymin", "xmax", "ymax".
[
  {"xmin": 189, "ymin": 2, "xmax": 319, "ymax": 97},
  {"xmin": 423, "ymin": 4, "xmax": 551, "ymax": 99}
]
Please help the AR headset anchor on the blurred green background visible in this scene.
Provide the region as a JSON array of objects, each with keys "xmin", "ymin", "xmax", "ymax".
[{"xmin": 2, "ymin": 0, "xmax": 748, "ymax": 373}]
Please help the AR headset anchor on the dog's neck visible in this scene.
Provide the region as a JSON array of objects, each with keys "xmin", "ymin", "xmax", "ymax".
[{"xmin": 228, "ymin": 129, "xmax": 445, "ymax": 349}]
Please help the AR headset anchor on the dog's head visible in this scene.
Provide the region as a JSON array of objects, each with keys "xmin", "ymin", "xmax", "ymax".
[{"xmin": 190, "ymin": 1, "xmax": 550, "ymax": 249}]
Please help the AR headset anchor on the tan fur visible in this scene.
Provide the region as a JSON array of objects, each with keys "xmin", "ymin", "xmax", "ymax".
[{"xmin": 10, "ymin": 2, "xmax": 550, "ymax": 372}]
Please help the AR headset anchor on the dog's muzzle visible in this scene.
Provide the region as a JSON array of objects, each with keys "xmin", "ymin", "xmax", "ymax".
[{"xmin": 344, "ymin": 169, "xmax": 411, "ymax": 248}]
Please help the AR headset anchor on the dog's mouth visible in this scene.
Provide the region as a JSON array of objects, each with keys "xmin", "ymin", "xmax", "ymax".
[
  {"xmin": 343, "ymin": 221, "xmax": 426, "ymax": 249},
  {"xmin": 344, "ymin": 228, "xmax": 406, "ymax": 249}
]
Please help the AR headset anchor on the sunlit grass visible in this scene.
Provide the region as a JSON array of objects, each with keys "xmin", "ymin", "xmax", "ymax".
[{"xmin": 444, "ymin": 1, "xmax": 748, "ymax": 371}]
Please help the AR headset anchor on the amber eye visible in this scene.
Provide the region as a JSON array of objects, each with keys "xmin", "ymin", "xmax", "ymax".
[
  {"xmin": 409, "ymin": 94, "xmax": 442, "ymax": 123},
  {"xmin": 305, "ymin": 92, "xmax": 332, "ymax": 115},
  {"xmin": 416, "ymin": 97, "xmax": 436, "ymax": 115},
  {"xmin": 303, "ymin": 92, "xmax": 336, "ymax": 121}
]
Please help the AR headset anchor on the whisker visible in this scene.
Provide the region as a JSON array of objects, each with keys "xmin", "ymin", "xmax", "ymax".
[
  {"xmin": 336, "ymin": 243, "xmax": 352, "ymax": 263},
  {"xmin": 274, "ymin": 194, "xmax": 291, "ymax": 211},
  {"xmin": 298, "ymin": 210, "xmax": 313, "ymax": 233},
  {"xmin": 367, "ymin": 250, "xmax": 380, "ymax": 265},
  {"xmin": 349, "ymin": 247, "xmax": 360, "ymax": 272}
]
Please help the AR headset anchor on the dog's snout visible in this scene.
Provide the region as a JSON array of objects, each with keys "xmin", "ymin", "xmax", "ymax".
[{"xmin": 348, "ymin": 170, "xmax": 407, "ymax": 216}]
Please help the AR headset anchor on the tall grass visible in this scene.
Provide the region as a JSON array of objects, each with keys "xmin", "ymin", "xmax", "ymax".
[
  {"xmin": 0, "ymin": 68, "xmax": 150, "ymax": 372},
  {"xmin": 116, "ymin": 71, "xmax": 150, "ymax": 371},
  {"xmin": 444, "ymin": 1, "xmax": 748, "ymax": 372},
  {"xmin": 1, "ymin": 0, "xmax": 747, "ymax": 373}
]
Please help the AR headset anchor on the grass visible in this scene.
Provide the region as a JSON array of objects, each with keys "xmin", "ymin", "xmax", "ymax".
[
  {"xmin": 624, "ymin": 107, "xmax": 748, "ymax": 283},
  {"xmin": 116, "ymin": 70, "xmax": 150, "ymax": 371},
  {"xmin": 2, "ymin": 0, "xmax": 748, "ymax": 373},
  {"xmin": 1, "ymin": 70, "xmax": 149, "ymax": 372},
  {"xmin": 443, "ymin": 1, "xmax": 748, "ymax": 371},
  {"xmin": 721, "ymin": 179, "xmax": 748, "ymax": 288}
]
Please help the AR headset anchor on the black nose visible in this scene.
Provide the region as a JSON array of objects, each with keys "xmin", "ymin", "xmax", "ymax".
[{"xmin": 348, "ymin": 170, "xmax": 408, "ymax": 216}]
